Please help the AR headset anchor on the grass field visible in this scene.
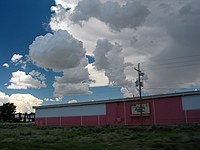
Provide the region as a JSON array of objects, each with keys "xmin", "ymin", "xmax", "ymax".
[{"xmin": 0, "ymin": 123, "xmax": 200, "ymax": 150}]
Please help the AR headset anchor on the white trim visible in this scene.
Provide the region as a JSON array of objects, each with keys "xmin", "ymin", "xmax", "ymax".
[
  {"xmin": 123, "ymin": 101, "xmax": 127, "ymax": 125},
  {"xmin": 59, "ymin": 117, "xmax": 62, "ymax": 126},
  {"xmin": 45, "ymin": 117, "xmax": 47, "ymax": 126},
  {"xmin": 152, "ymin": 100, "xmax": 156, "ymax": 125},
  {"xmin": 98, "ymin": 115, "xmax": 100, "ymax": 126},
  {"xmin": 185, "ymin": 110, "xmax": 188, "ymax": 124},
  {"xmin": 81, "ymin": 116, "xmax": 83, "ymax": 126}
]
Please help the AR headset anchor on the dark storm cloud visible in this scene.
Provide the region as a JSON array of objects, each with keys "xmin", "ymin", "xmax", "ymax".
[
  {"xmin": 146, "ymin": 0, "xmax": 200, "ymax": 93},
  {"xmin": 70, "ymin": 0, "xmax": 150, "ymax": 31}
]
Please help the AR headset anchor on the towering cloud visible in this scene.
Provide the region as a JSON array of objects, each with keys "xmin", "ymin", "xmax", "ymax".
[
  {"xmin": 29, "ymin": 30, "xmax": 91, "ymax": 97},
  {"xmin": 0, "ymin": 92, "xmax": 9, "ymax": 105},
  {"xmin": 29, "ymin": 30, "xmax": 85, "ymax": 72},
  {"xmin": 48, "ymin": 0, "xmax": 200, "ymax": 97},
  {"xmin": 70, "ymin": 0, "xmax": 150, "ymax": 31},
  {"xmin": 0, "ymin": 92, "xmax": 43, "ymax": 113},
  {"xmin": 94, "ymin": 39, "xmax": 134, "ymax": 97},
  {"xmin": 53, "ymin": 57, "xmax": 91, "ymax": 97}
]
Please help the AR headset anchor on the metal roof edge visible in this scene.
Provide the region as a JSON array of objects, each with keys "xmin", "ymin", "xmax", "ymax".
[{"xmin": 33, "ymin": 90, "xmax": 200, "ymax": 109}]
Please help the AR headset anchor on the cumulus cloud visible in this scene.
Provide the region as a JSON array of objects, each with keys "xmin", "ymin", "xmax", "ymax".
[
  {"xmin": 68, "ymin": 99, "xmax": 78, "ymax": 104},
  {"xmin": 87, "ymin": 64, "xmax": 108, "ymax": 87},
  {"xmin": 2, "ymin": 63, "xmax": 9, "ymax": 68},
  {"xmin": 29, "ymin": 29, "xmax": 91, "ymax": 97},
  {"xmin": 94, "ymin": 39, "xmax": 134, "ymax": 97},
  {"xmin": 0, "ymin": 92, "xmax": 10, "ymax": 106},
  {"xmin": 29, "ymin": 29, "xmax": 85, "ymax": 72},
  {"xmin": 120, "ymin": 87, "xmax": 133, "ymax": 98},
  {"xmin": 53, "ymin": 57, "xmax": 91, "ymax": 97},
  {"xmin": 70, "ymin": 0, "xmax": 150, "ymax": 31},
  {"xmin": 9, "ymin": 54, "xmax": 31, "ymax": 70},
  {"xmin": 0, "ymin": 92, "xmax": 43, "ymax": 113},
  {"xmin": 29, "ymin": 70, "xmax": 46, "ymax": 81},
  {"xmin": 44, "ymin": 97, "xmax": 62, "ymax": 102},
  {"xmin": 11, "ymin": 54, "xmax": 23, "ymax": 63},
  {"xmin": 47, "ymin": 0, "xmax": 200, "ymax": 97},
  {"xmin": 7, "ymin": 70, "xmax": 46, "ymax": 89},
  {"xmin": 54, "ymin": 0, "xmax": 78, "ymax": 10}
]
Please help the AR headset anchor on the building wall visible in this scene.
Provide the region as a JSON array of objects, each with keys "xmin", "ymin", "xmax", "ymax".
[
  {"xmin": 35, "ymin": 94, "xmax": 200, "ymax": 126},
  {"xmin": 182, "ymin": 95, "xmax": 200, "ymax": 123},
  {"xmin": 153, "ymin": 97, "xmax": 185, "ymax": 124},
  {"xmin": 36, "ymin": 104, "xmax": 106, "ymax": 118}
]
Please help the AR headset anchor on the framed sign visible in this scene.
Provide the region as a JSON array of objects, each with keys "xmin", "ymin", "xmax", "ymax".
[{"xmin": 131, "ymin": 103, "xmax": 150, "ymax": 116}]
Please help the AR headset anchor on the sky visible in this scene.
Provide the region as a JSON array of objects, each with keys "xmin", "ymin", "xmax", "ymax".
[{"xmin": 0, "ymin": 0, "xmax": 200, "ymax": 113}]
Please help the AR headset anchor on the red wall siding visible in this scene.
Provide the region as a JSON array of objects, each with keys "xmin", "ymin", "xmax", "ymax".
[
  {"xmin": 154, "ymin": 97, "xmax": 185, "ymax": 124},
  {"xmin": 99, "ymin": 115, "xmax": 107, "ymax": 126},
  {"xmin": 61, "ymin": 116, "xmax": 81, "ymax": 126},
  {"xmin": 47, "ymin": 117, "xmax": 60, "ymax": 126},
  {"xmin": 35, "ymin": 115, "xmax": 108, "ymax": 126},
  {"xmin": 82, "ymin": 116, "xmax": 98, "ymax": 126},
  {"xmin": 105, "ymin": 97, "xmax": 185, "ymax": 126},
  {"xmin": 35, "ymin": 118, "xmax": 46, "ymax": 126},
  {"xmin": 106, "ymin": 100, "xmax": 155, "ymax": 126},
  {"xmin": 186, "ymin": 110, "xmax": 200, "ymax": 124},
  {"xmin": 106, "ymin": 102, "xmax": 126, "ymax": 126}
]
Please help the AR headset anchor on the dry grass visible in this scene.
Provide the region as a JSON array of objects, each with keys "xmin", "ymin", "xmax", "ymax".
[{"xmin": 0, "ymin": 123, "xmax": 200, "ymax": 150}]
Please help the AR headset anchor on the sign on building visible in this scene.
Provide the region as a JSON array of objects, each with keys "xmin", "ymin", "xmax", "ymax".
[{"xmin": 131, "ymin": 103, "xmax": 150, "ymax": 116}]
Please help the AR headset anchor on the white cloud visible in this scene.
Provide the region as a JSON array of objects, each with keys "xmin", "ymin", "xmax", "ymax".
[
  {"xmin": 9, "ymin": 94, "xmax": 43, "ymax": 113},
  {"xmin": 44, "ymin": 97, "xmax": 62, "ymax": 102},
  {"xmin": 2, "ymin": 63, "xmax": 9, "ymax": 68},
  {"xmin": 53, "ymin": 82, "xmax": 91, "ymax": 97},
  {"xmin": 120, "ymin": 87, "xmax": 133, "ymax": 98},
  {"xmin": 29, "ymin": 29, "xmax": 91, "ymax": 97},
  {"xmin": 11, "ymin": 54, "xmax": 23, "ymax": 63},
  {"xmin": 29, "ymin": 70, "xmax": 46, "ymax": 81},
  {"xmin": 54, "ymin": 0, "xmax": 78, "ymax": 9},
  {"xmin": 87, "ymin": 64, "xmax": 108, "ymax": 87},
  {"xmin": 0, "ymin": 92, "xmax": 43, "ymax": 113},
  {"xmin": 0, "ymin": 92, "xmax": 10, "ymax": 106},
  {"xmin": 49, "ymin": 0, "xmax": 200, "ymax": 96},
  {"xmin": 20, "ymin": 55, "xmax": 31, "ymax": 70},
  {"xmin": 53, "ymin": 57, "xmax": 92, "ymax": 97},
  {"xmin": 93, "ymin": 39, "xmax": 134, "ymax": 97},
  {"xmin": 10, "ymin": 54, "xmax": 30, "ymax": 70},
  {"xmin": 68, "ymin": 99, "xmax": 78, "ymax": 104},
  {"xmin": 29, "ymin": 29, "xmax": 86, "ymax": 72},
  {"xmin": 7, "ymin": 70, "xmax": 46, "ymax": 90},
  {"xmin": 49, "ymin": 1, "xmax": 151, "ymax": 97}
]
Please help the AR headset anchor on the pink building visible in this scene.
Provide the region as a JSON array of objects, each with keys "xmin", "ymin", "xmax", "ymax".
[{"xmin": 34, "ymin": 91, "xmax": 200, "ymax": 126}]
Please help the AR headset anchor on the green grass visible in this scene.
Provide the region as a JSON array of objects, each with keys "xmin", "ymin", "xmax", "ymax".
[{"xmin": 0, "ymin": 123, "xmax": 200, "ymax": 150}]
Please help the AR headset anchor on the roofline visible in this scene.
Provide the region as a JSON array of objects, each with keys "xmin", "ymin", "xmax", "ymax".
[{"xmin": 33, "ymin": 90, "xmax": 200, "ymax": 109}]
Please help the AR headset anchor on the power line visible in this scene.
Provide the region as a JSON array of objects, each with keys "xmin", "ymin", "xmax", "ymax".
[{"xmin": 139, "ymin": 53, "xmax": 200, "ymax": 66}]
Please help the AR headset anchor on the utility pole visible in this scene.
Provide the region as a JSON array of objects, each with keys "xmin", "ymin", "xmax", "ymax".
[{"xmin": 134, "ymin": 63, "xmax": 144, "ymax": 126}]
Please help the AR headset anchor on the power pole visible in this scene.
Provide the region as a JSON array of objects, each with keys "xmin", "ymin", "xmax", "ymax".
[
  {"xmin": 134, "ymin": 63, "xmax": 144, "ymax": 126},
  {"xmin": 134, "ymin": 63, "xmax": 142, "ymax": 99}
]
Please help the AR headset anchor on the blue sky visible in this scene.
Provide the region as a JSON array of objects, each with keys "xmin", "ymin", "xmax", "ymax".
[
  {"xmin": 0, "ymin": 0, "xmax": 123, "ymax": 109},
  {"xmin": 1, "ymin": 0, "xmax": 200, "ymax": 113}
]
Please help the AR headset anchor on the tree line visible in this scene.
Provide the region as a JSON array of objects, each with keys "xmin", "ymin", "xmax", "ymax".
[{"xmin": 0, "ymin": 102, "xmax": 16, "ymax": 122}]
